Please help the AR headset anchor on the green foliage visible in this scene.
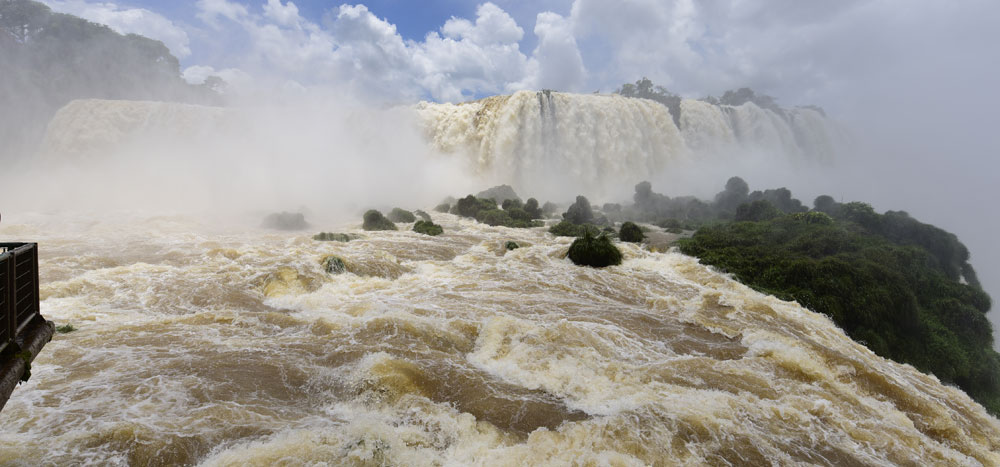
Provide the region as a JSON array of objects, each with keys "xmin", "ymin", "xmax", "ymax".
[
  {"xmin": 789, "ymin": 211, "xmax": 835, "ymax": 226},
  {"xmin": 362, "ymin": 210, "xmax": 397, "ymax": 231},
  {"xmin": 714, "ymin": 176, "xmax": 750, "ymax": 213},
  {"xmin": 813, "ymin": 195, "xmax": 838, "ymax": 214},
  {"xmin": 475, "ymin": 209, "xmax": 543, "ymax": 228},
  {"xmin": 387, "ymin": 208, "xmax": 416, "ymax": 223},
  {"xmin": 55, "ymin": 323, "xmax": 76, "ymax": 333},
  {"xmin": 734, "ymin": 200, "xmax": 782, "ymax": 222},
  {"xmin": 434, "ymin": 203, "xmax": 450, "ymax": 213},
  {"xmin": 615, "ymin": 77, "xmax": 682, "ymax": 126},
  {"xmin": 413, "ymin": 220, "xmax": 443, "ymax": 236},
  {"xmin": 313, "ymin": 232, "xmax": 355, "ymax": 242},
  {"xmin": 524, "ymin": 198, "xmax": 542, "ymax": 219},
  {"xmin": 678, "ymin": 213, "xmax": 1000, "ymax": 414},
  {"xmin": 549, "ymin": 221, "xmax": 602, "ymax": 237},
  {"xmin": 748, "ymin": 188, "xmax": 808, "ymax": 213},
  {"xmin": 455, "ymin": 195, "xmax": 497, "ymax": 218},
  {"xmin": 567, "ymin": 231, "xmax": 623, "ymax": 268},
  {"xmin": 712, "ymin": 87, "xmax": 784, "ymax": 115},
  {"xmin": 505, "ymin": 241, "xmax": 519, "ymax": 251},
  {"xmin": 501, "ymin": 198, "xmax": 523, "ymax": 210},
  {"xmin": 322, "ymin": 256, "xmax": 346, "ymax": 274},
  {"xmin": 563, "ymin": 195, "xmax": 594, "ymax": 224},
  {"xmin": 618, "ymin": 221, "xmax": 644, "ymax": 243}
]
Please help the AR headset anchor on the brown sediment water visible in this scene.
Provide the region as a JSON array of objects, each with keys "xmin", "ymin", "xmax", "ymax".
[{"xmin": 0, "ymin": 212, "xmax": 998, "ymax": 466}]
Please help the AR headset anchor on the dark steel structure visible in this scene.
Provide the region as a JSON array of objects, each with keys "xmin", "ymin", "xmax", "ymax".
[
  {"xmin": 0, "ymin": 243, "xmax": 52, "ymax": 411},
  {"xmin": 0, "ymin": 243, "xmax": 41, "ymax": 353}
]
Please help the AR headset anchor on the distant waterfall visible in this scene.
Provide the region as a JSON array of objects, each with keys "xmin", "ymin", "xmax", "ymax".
[{"xmin": 417, "ymin": 91, "xmax": 848, "ymax": 194}]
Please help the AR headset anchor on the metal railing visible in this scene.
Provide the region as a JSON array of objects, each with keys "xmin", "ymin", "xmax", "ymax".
[{"xmin": 0, "ymin": 243, "xmax": 40, "ymax": 355}]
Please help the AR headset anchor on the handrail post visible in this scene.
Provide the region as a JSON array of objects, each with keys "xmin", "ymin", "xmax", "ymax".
[{"xmin": 3, "ymin": 252, "xmax": 13, "ymax": 352}]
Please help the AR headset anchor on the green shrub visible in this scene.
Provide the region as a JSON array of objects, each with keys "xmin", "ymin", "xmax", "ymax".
[
  {"xmin": 362, "ymin": 210, "xmax": 397, "ymax": 231},
  {"xmin": 524, "ymin": 198, "xmax": 543, "ymax": 219},
  {"xmin": 434, "ymin": 203, "xmax": 450, "ymax": 213},
  {"xmin": 568, "ymin": 231, "xmax": 622, "ymax": 268},
  {"xmin": 455, "ymin": 195, "xmax": 497, "ymax": 218},
  {"xmin": 505, "ymin": 241, "xmax": 519, "ymax": 250},
  {"xmin": 313, "ymin": 232, "xmax": 355, "ymax": 242},
  {"xmin": 501, "ymin": 198, "xmax": 523, "ymax": 210},
  {"xmin": 734, "ymin": 200, "xmax": 781, "ymax": 222},
  {"xmin": 619, "ymin": 222, "xmax": 644, "ymax": 242},
  {"xmin": 56, "ymin": 323, "xmax": 76, "ymax": 333},
  {"xmin": 678, "ymin": 214, "xmax": 1000, "ymax": 415},
  {"xmin": 413, "ymin": 220, "xmax": 443, "ymax": 236},
  {"xmin": 387, "ymin": 208, "xmax": 416, "ymax": 223},
  {"xmin": 549, "ymin": 221, "xmax": 602, "ymax": 237}
]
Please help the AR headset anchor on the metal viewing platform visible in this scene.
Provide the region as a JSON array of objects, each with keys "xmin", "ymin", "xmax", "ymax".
[{"xmin": 0, "ymin": 243, "xmax": 53, "ymax": 411}]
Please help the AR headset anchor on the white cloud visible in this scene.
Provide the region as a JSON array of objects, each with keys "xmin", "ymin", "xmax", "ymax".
[
  {"xmin": 195, "ymin": 0, "xmax": 249, "ymax": 25},
  {"xmin": 525, "ymin": 12, "xmax": 585, "ymax": 91},
  {"xmin": 441, "ymin": 2, "xmax": 523, "ymax": 45},
  {"xmin": 187, "ymin": 1, "xmax": 552, "ymax": 102},
  {"xmin": 262, "ymin": 0, "xmax": 300, "ymax": 27},
  {"xmin": 41, "ymin": 0, "xmax": 191, "ymax": 57}
]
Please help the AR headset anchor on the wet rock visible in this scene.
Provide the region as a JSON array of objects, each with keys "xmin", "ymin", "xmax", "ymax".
[
  {"xmin": 362, "ymin": 210, "xmax": 397, "ymax": 231},
  {"xmin": 323, "ymin": 255, "xmax": 347, "ymax": 274},
  {"xmin": 313, "ymin": 232, "xmax": 356, "ymax": 242},
  {"xmin": 413, "ymin": 220, "xmax": 443, "ymax": 236},
  {"xmin": 476, "ymin": 185, "xmax": 520, "ymax": 204},
  {"xmin": 387, "ymin": 208, "xmax": 416, "ymax": 223}
]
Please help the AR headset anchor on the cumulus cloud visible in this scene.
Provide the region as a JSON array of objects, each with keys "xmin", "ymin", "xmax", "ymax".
[
  {"xmin": 41, "ymin": 0, "xmax": 192, "ymax": 57},
  {"xmin": 187, "ymin": 1, "xmax": 558, "ymax": 102},
  {"xmin": 524, "ymin": 12, "xmax": 585, "ymax": 91}
]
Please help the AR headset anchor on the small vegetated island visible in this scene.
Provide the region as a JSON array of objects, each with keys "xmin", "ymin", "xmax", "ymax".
[{"xmin": 621, "ymin": 177, "xmax": 1000, "ymax": 414}]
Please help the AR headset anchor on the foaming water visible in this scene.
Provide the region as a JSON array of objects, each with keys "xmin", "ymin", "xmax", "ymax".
[
  {"xmin": 416, "ymin": 91, "xmax": 847, "ymax": 198},
  {"xmin": 0, "ymin": 212, "xmax": 997, "ymax": 465}
]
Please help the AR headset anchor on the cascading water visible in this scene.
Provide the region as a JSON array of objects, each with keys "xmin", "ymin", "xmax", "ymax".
[
  {"xmin": 416, "ymin": 91, "xmax": 687, "ymax": 199},
  {"xmin": 417, "ymin": 91, "xmax": 848, "ymax": 197},
  {"xmin": 39, "ymin": 99, "xmax": 228, "ymax": 159}
]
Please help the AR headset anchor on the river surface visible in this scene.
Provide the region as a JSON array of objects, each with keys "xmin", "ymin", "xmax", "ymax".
[{"xmin": 0, "ymin": 212, "xmax": 997, "ymax": 466}]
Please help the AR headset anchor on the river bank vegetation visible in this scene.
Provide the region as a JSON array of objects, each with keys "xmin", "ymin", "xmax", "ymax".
[{"xmin": 615, "ymin": 178, "xmax": 1000, "ymax": 414}]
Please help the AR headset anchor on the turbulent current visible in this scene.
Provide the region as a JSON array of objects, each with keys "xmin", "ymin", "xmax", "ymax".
[{"xmin": 1, "ymin": 213, "xmax": 998, "ymax": 465}]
